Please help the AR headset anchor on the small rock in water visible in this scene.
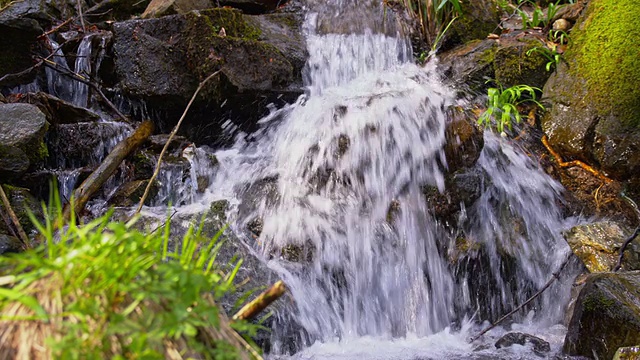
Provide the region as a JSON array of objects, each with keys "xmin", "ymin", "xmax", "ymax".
[
  {"xmin": 495, "ymin": 332, "xmax": 551, "ymax": 356},
  {"xmin": 614, "ymin": 345, "xmax": 640, "ymax": 360}
]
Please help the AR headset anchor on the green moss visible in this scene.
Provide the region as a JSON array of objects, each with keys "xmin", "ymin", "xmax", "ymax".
[
  {"xmin": 583, "ymin": 291, "xmax": 616, "ymax": 312},
  {"xmin": 494, "ymin": 39, "xmax": 549, "ymax": 88},
  {"xmin": 568, "ymin": 0, "xmax": 640, "ymax": 128}
]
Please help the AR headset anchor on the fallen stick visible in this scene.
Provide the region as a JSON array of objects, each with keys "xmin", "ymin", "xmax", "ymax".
[
  {"xmin": 134, "ymin": 70, "xmax": 221, "ymax": 214},
  {"xmin": 64, "ymin": 121, "xmax": 153, "ymax": 219},
  {"xmin": 0, "ymin": 185, "xmax": 31, "ymax": 249},
  {"xmin": 470, "ymin": 255, "xmax": 571, "ymax": 342},
  {"xmin": 232, "ymin": 280, "xmax": 287, "ymax": 322}
]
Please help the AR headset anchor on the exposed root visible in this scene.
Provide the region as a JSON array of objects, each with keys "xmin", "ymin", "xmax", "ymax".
[{"xmin": 541, "ymin": 135, "xmax": 612, "ymax": 184}]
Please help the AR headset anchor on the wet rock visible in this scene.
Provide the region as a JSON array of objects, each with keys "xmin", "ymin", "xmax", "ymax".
[
  {"xmin": 444, "ymin": 107, "xmax": 484, "ymax": 171},
  {"xmin": 424, "ymin": 167, "xmax": 483, "ymax": 228},
  {"xmin": 147, "ymin": 134, "xmax": 189, "ymax": 153},
  {"xmin": 0, "ymin": 233, "xmax": 23, "ymax": 255},
  {"xmin": 564, "ymin": 221, "xmax": 640, "ymax": 272},
  {"xmin": 0, "ymin": 103, "xmax": 49, "ymax": 177},
  {"xmin": 495, "ymin": 332, "xmax": 551, "ymax": 356},
  {"xmin": 141, "ymin": 0, "xmax": 213, "ymax": 18},
  {"xmin": 438, "ymin": 39, "xmax": 498, "ymax": 92},
  {"xmin": 448, "ymin": 0, "xmax": 500, "ymax": 46},
  {"xmin": 614, "ymin": 345, "xmax": 640, "ymax": 360},
  {"xmin": 0, "ymin": 185, "xmax": 43, "ymax": 236},
  {"xmin": 493, "ymin": 37, "xmax": 550, "ymax": 89},
  {"xmin": 564, "ymin": 271, "xmax": 640, "ymax": 360},
  {"xmin": 47, "ymin": 121, "xmax": 130, "ymax": 168},
  {"xmin": 542, "ymin": 0, "xmax": 640, "ymax": 180},
  {"xmin": 111, "ymin": 8, "xmax": 305, "ymax": 144},
  {"xmin": 109, "ymin": 179, "xmax": 158, "ymax": 207},
  {"xmin": 219, "ymin": 0, "xmax": 287, "ymax": 14},
  {"xmin": 20, "ymin": 92, "xmax": 101, "ymax": 124}
]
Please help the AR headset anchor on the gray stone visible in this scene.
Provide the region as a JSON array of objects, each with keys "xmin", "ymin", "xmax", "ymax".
[
  {"xmin": 564, "ymin": 221, "xmax": 640, "ymax": 273},
  {"xmin": 564, "ymin": 271, "xmax": 640, "ymax": 360},
  {"xmin": 495, "ymin": 332, "xmax": 551, "ymax": 356},
  {"xmin": 0, "ymin": 103, "xmax": 48, "ymax": 176}
]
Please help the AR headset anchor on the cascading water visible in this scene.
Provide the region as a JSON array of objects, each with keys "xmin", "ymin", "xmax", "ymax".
[
  {"xmin": 71, "ymin": 34, "xmax": 93, "ymax": 108},
  {"xmin": 182, "ymin": 1, "xmax": 578, "ymax": 358}
]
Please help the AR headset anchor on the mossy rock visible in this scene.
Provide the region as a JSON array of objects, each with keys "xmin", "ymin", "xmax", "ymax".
[
  {"xmin": 0, "ymin": 104, "xmax": 49, "ymax": 176},
  {"xmin": 437, "ymin": 39, "xmax": 498, "ymax": 91},
  {"xmin": 564, "ymin": 221, "xmax": 640, "ymax": 272},
  {"xmin": 184, "ymin": 8, "xmax": 293, "ymax": 94},
  {"xmin": 564, "ymin": 271, "xmax": 640, "ymax": 360},
  {"xmin": 542, "ymin": 0, "xmax": 640, "ymax": 180},
  {"xmin": 493, "ymin": 38, "xmax": 550, "ymax": 89},
  {"xmin": 108, "ymin": 180, "xmax": 158, "ymax": 207},
  {"xmin": 0, "ymin": 185, "xmax": 43, "ymax": 236},
  {"xmin": 448, "ymin": 0, "xmax": 500, "ymax": 46}
]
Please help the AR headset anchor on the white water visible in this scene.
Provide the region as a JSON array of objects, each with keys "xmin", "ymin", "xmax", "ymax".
[
  {"xmin": 149, "ymin": 4, "xmax": 578, "ymax": 358},
  {"xmin": 22, "ymin": 5, "xmax": 577, "ymax": 358}
]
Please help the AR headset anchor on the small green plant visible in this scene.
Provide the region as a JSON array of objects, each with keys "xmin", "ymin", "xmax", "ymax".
[
  {"xmin": 0, "ymin": 193, "xmax": 261, "ymax": 359},
  {"xmin": 526, "ymin": 46, "xmax": 563, "ymax": 71},
  {"xmin": 549, "ymin": 29, "xmax": 570, "ymax": 44},
  {"xmin": 401, "ymin": 0, "xmax": 462, "ymax": 53},
  {"xmin": 478, "ymin": 83, "xmax": 544, "ymax": 133},
  {"xmin": 514, "ymin": 0, "xmax": 565, "ymax": 29}
]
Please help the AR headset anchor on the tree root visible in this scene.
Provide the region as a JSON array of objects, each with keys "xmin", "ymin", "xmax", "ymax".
[{"xmin": 541, "ymin": 135, "xmax": 612, "ymax": 183}]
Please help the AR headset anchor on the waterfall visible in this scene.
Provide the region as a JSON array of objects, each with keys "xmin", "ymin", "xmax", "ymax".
[
  {"xmin": 184, "ymin": 1, "xmax": 577, "ymax": 358},
  {"xmin": 71, "ymin": 34, "xmax": 93, "ymax": 108}
]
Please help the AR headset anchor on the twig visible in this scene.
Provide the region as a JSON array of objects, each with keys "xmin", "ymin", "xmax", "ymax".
[
  {"xmin": 614, "ymin": 191, "xmax": 640, "ymax": 271},
  {"xmin": 77, "ymin": 0, "xmax": 86, "ymax": 33},
  {"xmin": 39, "ymin": 18, "xmax": 74, "ymax": 39},
  {"xmin": 134, "ymin": 70, "xmax": 222, "ymax": 214},
  {"xmin": 470, "ymin": 255, "xmax": 571, "ymax": 342},
  {"xmin": 0, "ymin": 185, "xmax": 31, "ymax": 250},
  {"xmin": 232, "ymin": 280, "xmax": 287, "ymax": 322},
  {"xmin": 147, "ymin": 209, "xmax": 178, "ymax": 234}
]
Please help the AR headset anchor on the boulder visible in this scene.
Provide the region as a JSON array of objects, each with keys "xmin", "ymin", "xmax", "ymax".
[
  {"xmin": 0, "ymin": 103, "xmax": 48, "ymax": 177},
  {"xmin": 141, "ymin": 0, "xmax": 213, "ymax": 18},
  {"xmin": 564, "ymin": 271, "xmax": 640, "ymax": 360},
  {"xmin": 438, "ymin": 39, "xmax": 498, "ymax": 92},
  {"xmin": 111, "ymin": 8, "xmax": 306, "ymax": 144},
  {"xmin": 493, "ymin": 37, "xmax": 550, "ymax": 89},
  {"xmin": 542, "ymin": 0, "xmax": 640, "ymax": 180},
  {"xmin": 219, "ymin": 0, "xmax": 287, "ymax": 14},
  {"xmin": 20, "ymin": 92, "xmax": 102, "ymax": 124},
  {"xmin": 564, "ymin": 221, "xmax": 640, "ymax": 273},
  {"xmin": 495, "ymin": 332, "xmax": 551, "ymax": 356},
  {"xmin": 448, "ymin": 0, "xmax": 500, "ymax": 46},
  {"xmin": 47, "ymin": 121, "xmax": 131, "ymax": 169}
]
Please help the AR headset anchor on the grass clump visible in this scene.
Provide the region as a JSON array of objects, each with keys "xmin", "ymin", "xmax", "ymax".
[
  {"xmin": 0, "ymin": 195, "xmax": 261, "ymax": 359},
  {"xmin": 400, "ymin": 0, "xmax": 462, "ymax": 52}
]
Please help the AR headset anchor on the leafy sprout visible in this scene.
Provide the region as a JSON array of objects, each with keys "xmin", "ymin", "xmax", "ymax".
[{"xmin": 478, "ymin": 83, "xmax": 544, "ymax": 134}]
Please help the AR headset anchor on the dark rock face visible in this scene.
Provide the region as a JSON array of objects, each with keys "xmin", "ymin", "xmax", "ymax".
[
  {"xmin": 495, "ymin": 332, "xmax": 551, "ymax": 356},
  {"xmin": 111, "ymin": 8, "xmax": 306, "ymax": 145},
  {"xmin": 0, "ymin": 103, "xmax": 49, "ymax": 177},
  {"xmin": 564, "ymin": 271, "xmax": 640, "ymax": 360},
  {"xmin": 541, "ymin": 0, "xmax": 640, "ymax": 180},
  {"xmin": 0, "ymin": 185, "xmax": 43, "ymax": 236}
]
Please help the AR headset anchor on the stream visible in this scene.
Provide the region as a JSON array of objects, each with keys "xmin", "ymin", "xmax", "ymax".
[{"xmin": 6, "ymin": 0, "xmax": 584, "ymax": 358}]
